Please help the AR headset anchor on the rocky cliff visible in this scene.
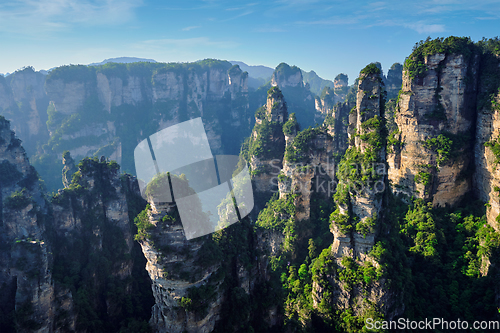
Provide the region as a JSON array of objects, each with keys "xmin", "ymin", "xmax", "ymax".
[
  {"xmin": 49, "ymin": 156, "xmax": 154, "ymax": 332},
  {"xmin": 19, "ymin": 60, "xmax": 252, "ymax": 192},
  {"xmin": 0, "ymin": 115, "xmax": 53, "ymax": 333},
  {"xmin": 136, "ymin": 202, "xmax": 224, "ymax": 333},
  {"xmin": 0, "ymin": 67, "xmax": 50, "ymax": 157},
  {"xmin": 242, "ymin": 86, "xmax": 288, "ymax": 209},
  {"xmin": 0, "ymin": 120, "xmax": 153, "ymax": 332},
  {"xmin": 271, "ymin": 63, "xmax": 317, "ymax": 128},
  {"xmin": 3, "ymin": 36, "xmax": 500, "ymax": 333},
  {"xmin": 388, "ymin": 45, "xmax": 477, "ymax": 207}
]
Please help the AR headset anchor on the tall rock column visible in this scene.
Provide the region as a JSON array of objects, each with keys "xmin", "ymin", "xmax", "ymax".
[
  {"xmin": 322, "ymin": 63, "xmax": 392, "ymax": 321},
  {"xmin": 242, "ymin": 86, "xmax": 288, "ymax": 208},
  {"xmin": 0, "ymin": 116, "xmax": 54, "ymax": 333},
  {"xmin": 331, "ymin": 63, "xmax": 386, "ymax": 260},
  {"xmin": 474, "ymin": 42, "xmax": 500, "ymax": 232},
  {"xmin": 388, "ymin": 43, "xmax": 478, "ymax": 207}
]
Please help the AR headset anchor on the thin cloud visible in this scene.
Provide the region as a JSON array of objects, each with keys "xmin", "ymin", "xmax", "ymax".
[
  {"xmin": 226, "ymin": 3, "xmax": 259, "ymax": 11},
  {"xmin": 406, "ymin": 23, "xmax": 446, "ymax": 34},
  {"xmin": 182, "ymin": 26, "xmax": 201, "ymax": 31},
  {"xmin": 220, "ymin": 10, "xmax": 254, "ymax": 22},
  {"xmin": 135, "ymin": 37, "xmax": 240, "ymax": 50},
  {"xmin": 296, "ymin": 16, "xmax": 365, "ymax": 26},
  {"xmin": 476, "ymin": 16, "xmax": 499, "ymax": 20},
  {"xmin": 367, "ymin": 1, "xmax": 387, "ymax": 11},
  {"xmin": 372, "ymin": 19, "xmax": 446, "ymax": 34},
  {"xmin": 253, "ymin": 27, "xmax": 287, "ymax": 33},
  {"xmin": 0, "ymin": 0, "xmax": 143, "ymax": 35},
  {"xmin": 274, "ymin": 0, "xmax": 322, "ymax": 6}
]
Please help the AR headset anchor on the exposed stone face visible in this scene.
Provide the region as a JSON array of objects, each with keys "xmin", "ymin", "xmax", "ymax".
[
  {"xmin": 314, "ymin": 87, "xmax": 347, "ymax": 124},
  {"xmin": 271, "ymin": 67, "xmax": 303, "ymax": 88},
  {"xmin": 248, "ymin": 88, "xmax": 288, "ymax": 204},
  {"xmin": 0, "ymin": 62, "xmax": 252, "ymax": 194},
  {"xmin": 45, "ymin": 79, "xmax": 87, "ymax": 116},
  {"xmin": 0, "ymin": 117, "xmax": 54, "ymax": 333},
  {"xmin": 266, "ymin": 94, "xmax": 287, "ymax": 123},
  {"xmin": 384, "ymin": 63, "xmax": 403, "ymax": 99},
  {"xmin": 228, "ymin": 66, "xmax": 249, "ymax": 97},
  {"xmin": 324, "ymin": 101, "xmax": 351, "ymax": 156},
  {"xmin": 474, "ymin": 56, "xmax": 500, "ymax": 231},
  {"xmin": 62, "ymin": 152, "xmax": 78, "ymax": 188},
  {"xmin": 334, "ymin": 74, "xmax": 348, "ymax": 90},
  {"xmin": 331, "ymin": 72, "xmax": 385, "ymax": 259},
  {"xmin": 388, "ymin": 53, "xmax": 478, "ymax": 206},
  {"xmin": 139, "ymin": 203, "xmax": 223, "ymax": 333},
  {"xmin": 96, "ymin": 73, "xmax": 146, "ymax": 112},
  {"xmin": 355, "ymin": 73, "xmax": 383, "ymax": 154},
  {"xmin": 320, "ymin": 69, "xmax": 402, "ymax": 322},
  {"xmin": 0, "ymin": 68, "xmax": 50, "ymax": 158},
  {"xmin": 49, "ymin": 161, "xmax": 149, "ymax": 331},
  {"xmin": 280, "ymin": 131, "xmax": 336, "ymax": 222}
]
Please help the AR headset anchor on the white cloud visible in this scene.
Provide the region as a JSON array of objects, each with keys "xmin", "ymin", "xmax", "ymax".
[
  {"xmin": 226, "ymin": 3, "xmax": 259, "ymax": 11},
  {"xmin": 253, "ymin": 27, "xmax": 287, "ymax": 32},
  {"xmin": 134, "ymin": 37, "xmax": 240, "ymax": 50},
  {"xmin": 372, "ymin": 19, "xmax": 446, "ymax": 34},
  {"xmin": 295, "ymin": 16, "xmax": 366, "ymax": 26},
  {"xmin": 220, "ymin": 10, "xmax": 254, "ymax": 21},
  {"xmin": 182, "ymin": 26, "xmax": 201, "ymax": 31},
  {"xmin": 406, "ymin": 23, "xmax": 446, "ymax": 34},
  {"xmin": 0, "ymin": 0, "xmax": 143, "ymax": 35}
]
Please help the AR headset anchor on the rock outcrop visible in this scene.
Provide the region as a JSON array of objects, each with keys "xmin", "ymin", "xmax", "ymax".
[
  {"xmin": 138, "ymin": 202, "xmax": 224, "ymax": 333},
  {"xmin": 244, "ymin": 87, "xmax": 288, "ymax": 208},
  {"xmin": 473, "ymin": 46, "xmax": 500, "ymax": 232},
  {"xmin": 384, "ymin": 63, "xmax": 403, "ymax": 100},
  {"xmin": 388, "ymin": 51, "xmax": 478, "ymax": 207},
  {"xmin": 331, "ymin": 64, "xmax": 386, "ymax": 260},
  {"xmin": 271, "ymin": 63, "xmax": 317, "ymax": 128},
  {"xmin": 4, "ymin": 61, "xmax": 252, "ymax": 193},
  {"xmin": 0, "ymin": 116, "xmax": 53, "ymax": 333},
  {"xmin": 0, "ymin": 68, "xmax": 50, "ymax": 156}
]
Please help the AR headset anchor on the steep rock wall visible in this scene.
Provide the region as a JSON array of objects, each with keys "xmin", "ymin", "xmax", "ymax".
[
  {"xmin": 0, "ymin": 116, "xmax": 54, "ymax": 333},
  {"xmin": 474, "ymin": 50, "xmax": 500, "ymax": 231},
  {"xmin": 388, "ymin": 53, "xmax": 478, "ymax": 206},
  {"xmin": 138, "ymin": 202, "xmax": 223, "ymax": 333}
]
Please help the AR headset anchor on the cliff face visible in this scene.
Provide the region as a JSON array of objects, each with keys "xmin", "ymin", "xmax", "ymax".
[
  {"xmin": 138, "ymin": 202, "xmax": 224, "ymax": 333},
  {"xmin": 312, "ymin": 65, "xmax": 402, "ymax": 325},
  {"xmin": 17, "ymin": 61, "xmax": 252, "ymax": 192},
  {"xmin": 271, "ymin": 63, "xmax": 317, "ymax": 128},
  {"xmin": 330, "ymin": 67, "xmax": 386, "ymax": 260},
  {"xmin": 384, "ymin": 63, "xmax": 403, "ymax": 100},
  {"xmin": 0, "ymin": 118, "xmax": 155, "ymax": 332},
  {"xmin": 49, "ymin": 158, "xmax": 154, "ymax": 332},
  {"xmin": 388, "ymin": 52, "xmax": 477, "ymax": 206},
  {"xmin": 46, "ymin": 63, "xmax": 248, "ymax": 163},
  {"xmin": 281, "ymin": 129, "xmax": 336, "ymax": 222},
  {"xmin": 0, "ymin": 116, "xmax": 54, "ymax": 333},
  {"xmin": 0, "ymin": 68, "xmax": 50, "ymax": 156},
  {"xmin": 323, "ymin": 101, "xmax": 351, "ymax": 156},
  {"xmin": 244, "ymin": 87, "xmax": 287, "ymax": 208},
  {"xmin": 473, "ymin": 47, "xmax": 500, "ymax": 231},
  {"xmin": 271, "ymin": 64, "xmax": 303, "ymax": 89}
]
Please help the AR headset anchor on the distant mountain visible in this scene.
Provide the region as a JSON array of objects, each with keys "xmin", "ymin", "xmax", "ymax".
[
  {"xmin": 230, "ymin": 61, "xmax": 335, "ymax": 95},
  {"xmin": 88, "ymin": 57, "xmax": 157, "ymax": 66},
  {"xmin": 300, "ymin": 69, "xmax": 335, "ymax": 95},
  {"xmin": 229, "ymin": 61, "xmax": 274, "ymax": 79}
]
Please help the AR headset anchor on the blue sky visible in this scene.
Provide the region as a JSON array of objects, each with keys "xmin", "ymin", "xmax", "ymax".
[{"xmin": 1, "ymin": 0, "xmax": 499, "ymax": 84}]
